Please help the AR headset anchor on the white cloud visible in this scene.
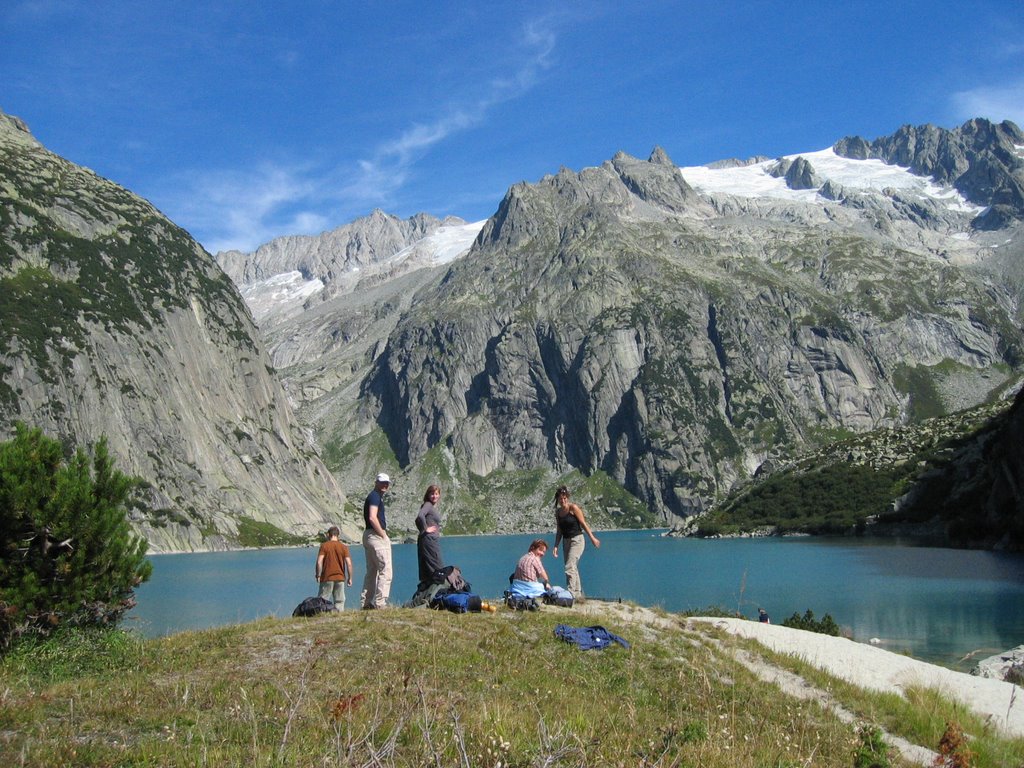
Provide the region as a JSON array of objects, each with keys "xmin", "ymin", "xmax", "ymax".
[
  {"xmin": 344, "ymin": 22, "xmax": 556, "ymax": 208},
  {"xmin": 162, "ymin": 19, "xmax": 558, "ymax": 254},
  {"xmin": 951, "ymin": 79, "xmax": 1024, "ymax": 126},
  {"xmin": 162, "ymin": 163, "xmax": 329, "ymax": 254}
]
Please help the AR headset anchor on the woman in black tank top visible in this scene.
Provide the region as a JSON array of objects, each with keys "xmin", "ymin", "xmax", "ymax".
[{"xmin": 551, "ymin": 485, "xmax": 601, "ymax": 600}]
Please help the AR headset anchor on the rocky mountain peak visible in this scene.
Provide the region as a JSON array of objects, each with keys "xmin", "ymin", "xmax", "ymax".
[
  {"xmin": 215, "ymin": 208, "xmax": 467, "ymax": 331},
  {"xmin": 784, "ymin": 156, "xmax": 820, "ymax": 190},
  {"xmin": 480, "ymin": 147, "xmax": 706, "ymax": 254},
  {"xmin": 833, "ymin": 118, "xmax": 1024, "ymax": 229},
  {"xmin": 648, "ymin": 146, "xmax": 675, "ymax": 166},
  {"xmin": 608, "ymin": 149, "xmax": 698, "ymax": 212},
  {"xmin": 705, "ymin": 155, "xmax": 772, "ymax": 170},
  {"xmin": 0, "ymin": 108, "xmax": 37, "ymax": 145},
  {"xmin": 767, "ymin": 156, "xmax": 820, "ymax": 190}
]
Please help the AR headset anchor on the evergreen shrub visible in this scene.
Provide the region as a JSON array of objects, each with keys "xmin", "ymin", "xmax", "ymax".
[
  {"xmin": 781, "ymin": 608, "xmax": 840, "ymax": 636},
  {"xmin": 0, "ymin": 424, "xmax": 152, "ymax": 650}
]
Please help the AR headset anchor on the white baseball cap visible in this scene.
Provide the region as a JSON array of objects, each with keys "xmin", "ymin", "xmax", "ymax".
[{"xmin": 376, "ymin": 473, "xmax": 391, "ymax": 483}]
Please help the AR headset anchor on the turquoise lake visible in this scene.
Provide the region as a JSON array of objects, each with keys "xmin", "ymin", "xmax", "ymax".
[{"xmin": 129, "ymin": 530, "xmax": 1024, "ymax": 670}]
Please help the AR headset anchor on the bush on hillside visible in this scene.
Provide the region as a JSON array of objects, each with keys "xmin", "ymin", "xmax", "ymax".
[
  {"xmin": 0, "ymin": 424, "xmax": 152, "ymax": 650},
  {"xmin": 699, "ymin": 462, "xmax": 908, "ymax": 537}
]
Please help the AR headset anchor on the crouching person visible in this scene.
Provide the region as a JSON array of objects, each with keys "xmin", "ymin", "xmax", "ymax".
[{"xmin": 510, "ymin": 538, "xmax": 551, "ymax": 598}]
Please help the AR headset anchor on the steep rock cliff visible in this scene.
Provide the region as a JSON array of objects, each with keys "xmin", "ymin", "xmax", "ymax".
[{"xmin": 0, "ymin": 110, "xmax": 357, "ymax": 551}]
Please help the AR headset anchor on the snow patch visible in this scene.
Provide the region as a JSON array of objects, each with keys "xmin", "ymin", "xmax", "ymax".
[
  {"xmin": 389, "ymin": 219, "xmax": 486, "ymax": 267},
  {"xmin": 240, "ymin": 271, "xmax": 323, "ymax": 323},
  {"xmin": 680, "ymin": 148, "xmax": 983, "ymax": 215},
  {"xmin": 241, "ymin": 270, "xmax": 323, "ymax": 303}
]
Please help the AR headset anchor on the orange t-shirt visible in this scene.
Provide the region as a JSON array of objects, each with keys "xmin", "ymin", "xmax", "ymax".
[{"xmin": 317, "ymin": 539, "xmax": 350, "ymax": 582}]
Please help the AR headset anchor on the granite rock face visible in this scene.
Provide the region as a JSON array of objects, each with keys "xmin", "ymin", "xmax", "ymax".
[
  {"xmin": 348, "ymin": 138, "xmax": 1023, "ymax": 522},
  {"xmin": 0, "ymin": 110, "xmax": 358, "ymax": 552}
]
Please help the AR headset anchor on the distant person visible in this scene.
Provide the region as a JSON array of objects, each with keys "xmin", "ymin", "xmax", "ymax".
[
  {"xmin": 360, "ymin": 473, "xmax": 393, "ymax": 609},
  {"xmin": 415, "ymin": 484, "xmax": 445, "ymax": 586},
  {"xmin": 511, "ymin": 538, "xmax": 551, "ymax": 597},
  {"xmin": 551, "ymin": 485, "xmax": 600, "ymax": 600},
  {"xmin": 758, "ymin": 608, "xmax": 771, "ymax": 624},
  {"xmin": 315, "ymin": 526, "xmax": 353, "ymax": 608}
]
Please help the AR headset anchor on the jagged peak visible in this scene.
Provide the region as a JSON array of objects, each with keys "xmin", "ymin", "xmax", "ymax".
[
  {"xmin": 784, "ymin": 156, "xmax": 820, "ymax": 191},
  {"xmin": 830, "ymin": 117, "xmax": 1024, "ymax": 227},
  {"xmin": 610, "ymin": 150, "xmax": 638, "ymax": 165},
  {"xmin": 833, "ymin": 135, "xmax": 871, "ymax": 160},
  {"xmin": 648, "ymin": 146, "xmax": 675, "ymax": 166}
]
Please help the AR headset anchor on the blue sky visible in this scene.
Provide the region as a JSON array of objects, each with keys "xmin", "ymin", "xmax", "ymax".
[{"xmin": 3, "ymin": 1, "xmax": 1022, "ymax": 254}]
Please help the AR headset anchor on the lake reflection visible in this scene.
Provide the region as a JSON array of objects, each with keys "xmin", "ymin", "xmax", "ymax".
[{"xmin": 129, "ymin": 531, "xmax": 1024, "ymax": 669}]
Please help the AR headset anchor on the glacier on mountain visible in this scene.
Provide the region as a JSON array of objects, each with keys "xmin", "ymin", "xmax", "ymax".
[{"xmin": 680, "ymin": 148, "xmax": 983, "ymax": 215}]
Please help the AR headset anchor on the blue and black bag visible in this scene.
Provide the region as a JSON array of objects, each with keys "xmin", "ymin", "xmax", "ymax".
[{"xmin": 429, "ymin": 589, "xmax": 483, "ymax": 613}]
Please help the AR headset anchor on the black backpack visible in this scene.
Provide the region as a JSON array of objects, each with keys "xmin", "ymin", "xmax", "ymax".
[
  {"xmin": 434, "ymin": 565, "xmax": 470, "ymax": 593},
  {"xmin": 292, "ymin": 596, "xmax": 338, "ymax": 617},
  {"xmin": 504, "ymin": 594, "xmax": 539, "ymax": 611}
]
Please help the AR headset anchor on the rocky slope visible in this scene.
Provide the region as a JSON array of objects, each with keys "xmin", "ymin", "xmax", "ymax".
[
  {"xmin": 225, "ymin": 119, "xmax": 1024, "ymax": 531},
  {"xmin": 893, "ymin": 384, "xmax": 1024, "ymax": 548},
  {"xmin": 677, "ymin": 387, "xmax": 1023, "ymax": 548},
  {"xmin": 0, "ymin": 110, "xmax": 359, "ymax": 552}
]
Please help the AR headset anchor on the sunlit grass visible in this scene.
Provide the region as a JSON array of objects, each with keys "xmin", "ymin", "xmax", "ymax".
[{"xmin": 2, "ymin": 605, "xmax": 1019, "ymax": 766}]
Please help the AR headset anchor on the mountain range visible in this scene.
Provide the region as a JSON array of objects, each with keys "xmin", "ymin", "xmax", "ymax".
[
  {"xmin": 2, "ymin": 106, "xmax": 1023, "ymax": 550},
  {"xmin": 217, "ymin": 118, "xmax": 1024, "ymax": 537}
]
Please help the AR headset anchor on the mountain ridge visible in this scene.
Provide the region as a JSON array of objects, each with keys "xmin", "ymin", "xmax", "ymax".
[{"xmin": 833, "ymin": 119, "xmax": 1024, "ymax": 228}]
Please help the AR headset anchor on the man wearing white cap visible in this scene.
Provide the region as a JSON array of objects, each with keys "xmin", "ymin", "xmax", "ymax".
[{"xmin": 360, "ymin": 472, "xmax": 393, "ymax": 609}]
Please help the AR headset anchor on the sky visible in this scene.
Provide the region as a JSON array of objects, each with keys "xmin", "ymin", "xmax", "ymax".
[{"xmin": 2, "ymin": 1, "xmax": 1023, "ymax": 255}]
